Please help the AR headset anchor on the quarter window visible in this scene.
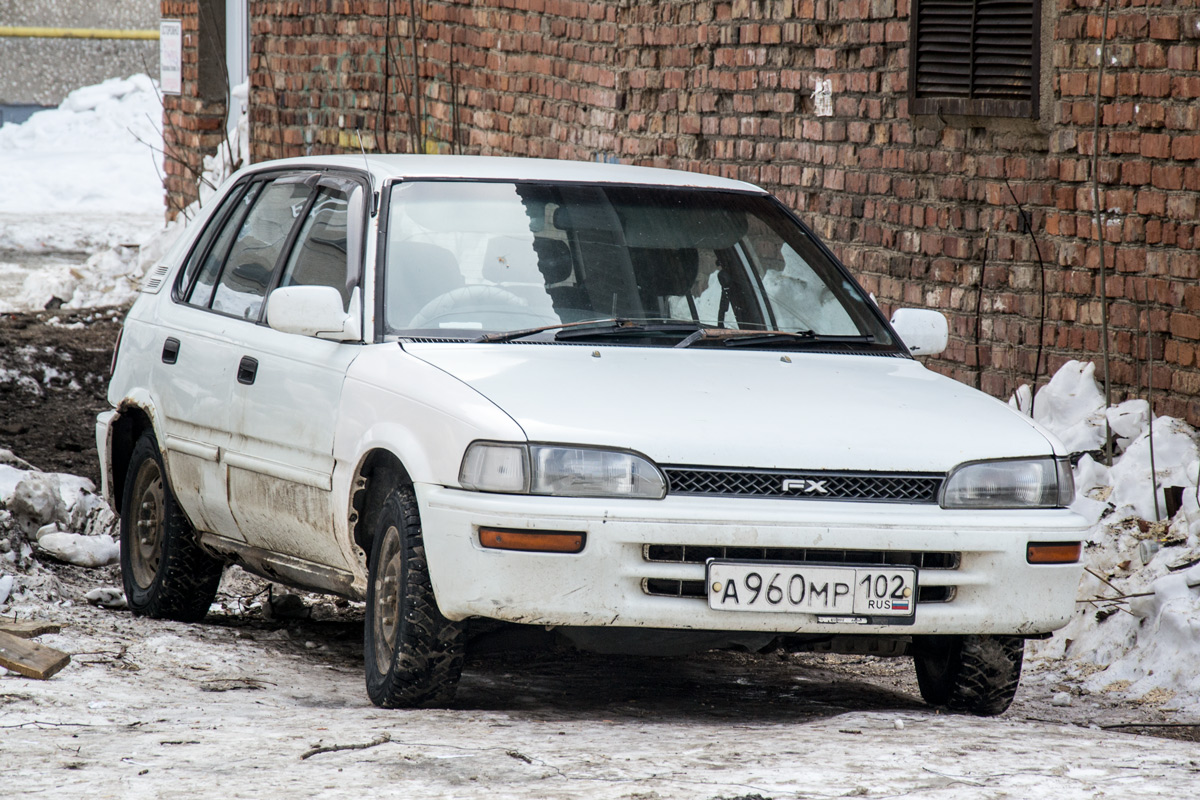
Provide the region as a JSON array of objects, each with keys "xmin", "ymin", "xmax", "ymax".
[{"xmin": 910, "ymin": 0, "xmax": 1039, "ymax": 118}]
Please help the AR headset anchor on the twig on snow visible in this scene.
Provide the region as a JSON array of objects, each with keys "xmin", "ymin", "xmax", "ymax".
[
  {"xmin": 921, "ymin": 766, "xmax": 986, "ymax": 786},
  {"xmin": 301, "ymin": 732, "xmax": 391, "ymax": 760},
  {"xmin": 1100, "ymin": 721, "xmax": 1200, "ymax": 730},
  {"xmin": 1084, "ymin": 567, "xmax": 1126, "ymax": 596}
]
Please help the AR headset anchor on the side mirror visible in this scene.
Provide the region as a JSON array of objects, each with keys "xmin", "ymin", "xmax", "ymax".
[
  {"xmin": 890, "ymin": 308, "xmax": 948, "ymax": 356},
  {"xmin": 266, "ymin": 285, "xmax": 361, "ymax": 342}
]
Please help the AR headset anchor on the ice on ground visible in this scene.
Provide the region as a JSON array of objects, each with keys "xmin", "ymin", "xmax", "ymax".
[
  {"xmin": 4, "ymin": 471, "xmax": 112, "ymax": 539},
  {"xmin": 84, "ymin": 586, "xmax": 127, "ymax": 608}
]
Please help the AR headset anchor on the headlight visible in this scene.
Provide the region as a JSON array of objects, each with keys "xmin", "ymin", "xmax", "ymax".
[
  {"xmin": 459, "ymin": 442, "xmax": 666, "ymax": 499},
  {"xmin": 940, "ymin": 457, "xmax": 1074, "ymax": 509}
]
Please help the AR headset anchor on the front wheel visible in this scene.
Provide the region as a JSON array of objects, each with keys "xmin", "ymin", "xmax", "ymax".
[
  {"xmin": 119, "ymin": 432, "xmax": 224, "ymax": 621},
  {"xmin": 364, "ymin": 486, "xmax": 465, "ymax": 708},
  {"xmin": 912, "ymin": 634, "xmax": 1024, "ymax": 716}
]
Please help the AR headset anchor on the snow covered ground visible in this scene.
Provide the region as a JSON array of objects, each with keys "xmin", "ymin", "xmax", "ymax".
[
  {"xmin": 1017, "ymin": 362, "xmax": 1200, "ymax": 718},
  {"xmin": 5, "ymin": 607, "xmax": 1199, "ymax": 800}
]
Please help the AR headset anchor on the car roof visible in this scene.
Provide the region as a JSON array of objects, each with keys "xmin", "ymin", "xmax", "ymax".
[{"xmin": 241, "ymin": 154, "xmax": 768, "ymax": 194}]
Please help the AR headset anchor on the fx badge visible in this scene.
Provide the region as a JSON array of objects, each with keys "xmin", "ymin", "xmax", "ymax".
[{"xmin": 782, "ymin": 478, "xmax": 830, "ymax": 495}]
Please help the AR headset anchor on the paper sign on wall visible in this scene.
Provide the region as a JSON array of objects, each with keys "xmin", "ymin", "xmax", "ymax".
[{"xmin": 161, "ymin": 19, "xmax": 182, "ymax": 95}]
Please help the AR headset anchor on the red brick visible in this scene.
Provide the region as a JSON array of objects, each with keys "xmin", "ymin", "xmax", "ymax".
[
  {"xmin": 1142, "ymin": 134, "xmax": 1172, "ymax": 159},
  {"xmin": 1149, "ymin": 15, "xmax": 1181, "ymax": 40}
]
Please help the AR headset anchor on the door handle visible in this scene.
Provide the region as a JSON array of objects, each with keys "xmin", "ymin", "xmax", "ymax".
[
  {"xmin": 161, "ymin": 337, "xmax": 180, "ymax": 364},
  {"xmin": 237, "ymin": 356, "xmax": 259, "ymax": 385}
]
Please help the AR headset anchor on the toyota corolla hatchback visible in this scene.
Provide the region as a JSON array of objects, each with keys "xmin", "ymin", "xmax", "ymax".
[{"xmin": 99, "ymin": 155, "xmax": 1086, "ymax": 714}]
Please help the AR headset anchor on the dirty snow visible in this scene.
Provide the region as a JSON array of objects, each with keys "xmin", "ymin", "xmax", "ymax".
[{"xmin": 1018, "ymin": 360, "xmax": 1200, "ymax": 718}]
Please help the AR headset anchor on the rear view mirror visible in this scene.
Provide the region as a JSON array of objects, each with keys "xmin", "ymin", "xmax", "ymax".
[
  {"xmin": 266, "ymin": 285, "xmax": 361, "ymax": 342},
  {"xmin": 890, "ymin": 308, "xmax": 948, "ymax": 356}
]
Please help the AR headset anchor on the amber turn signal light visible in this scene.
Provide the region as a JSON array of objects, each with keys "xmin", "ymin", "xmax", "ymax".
[
  {"xmin": 1027, "ymin": 542, "xmax": 1082, "ymax": 564},
  {"xmin": 478, "ymin": 527, "xmax": 585, "ymax": 554}
]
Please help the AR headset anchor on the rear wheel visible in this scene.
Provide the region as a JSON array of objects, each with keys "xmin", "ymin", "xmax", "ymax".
[
  {"xmin": 364, "ymin": 485, "xmax": 465, "ymax": 708},
  {"xmin": 912, "ymin": 634, "xmax": 1024, "ymax": 716},
  {"xmin": 119, "ymin": 433, "xmax": 224, "ymax": 621}
]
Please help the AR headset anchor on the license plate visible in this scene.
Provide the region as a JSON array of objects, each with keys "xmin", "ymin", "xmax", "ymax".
[{"xmin": 706, "ymin": 561, "xmax": 917, "ymax": 618}]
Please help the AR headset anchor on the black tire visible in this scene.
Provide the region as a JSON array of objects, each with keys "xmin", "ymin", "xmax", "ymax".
[
  {"xmin": 119, "ymin": 432, "xmax": 224, "ymax": 622},
  {"xmin": 364, "ymin": 485, "xmax": 465, "ymax": 708},
  {"xmin": 912, "ymin": 634, "xmax": 1024, "ymax": 716}
]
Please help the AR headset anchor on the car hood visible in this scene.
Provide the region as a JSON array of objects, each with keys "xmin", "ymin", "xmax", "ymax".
[{"xmin": 401, "ymin": 343, "xmax": 1057, "ymax": 473}]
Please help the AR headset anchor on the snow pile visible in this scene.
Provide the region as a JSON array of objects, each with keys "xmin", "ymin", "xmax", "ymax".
[
  {"xmin": 0, "ymin": 75, "xmax": 249, "ymax": 313},
  {"xmin": 0, "ymin": 74, "xmax": 164, "ymax": 252},
  {"xmin": 1020, "ymin": 361, "xmax": 1200, "ymax": 715},
  {"xmin": 0, "ymin": 452, "xmax": 119, "ymax": 612}
]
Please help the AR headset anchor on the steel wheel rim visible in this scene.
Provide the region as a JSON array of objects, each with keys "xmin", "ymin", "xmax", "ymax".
[
  {"xmin": 129, "ymin": 458, "xmax": 165, "ymax": 589},
  {"xmin": 372, "ymin": 525, "xmax": 403, "ymax": 674}
]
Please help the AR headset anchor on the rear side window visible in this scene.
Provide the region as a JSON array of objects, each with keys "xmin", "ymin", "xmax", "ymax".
[
  {"xmin": 185, "ymin": 183, "xmax": 263, "ymax": 309},
  {"xmin": 212, "ymin": 180, "xmax": 314, "ymax": 320}
]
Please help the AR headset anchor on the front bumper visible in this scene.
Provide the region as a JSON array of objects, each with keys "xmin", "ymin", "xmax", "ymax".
[{"xmin": 417, "ymin": 484, "xmax": 1089, "ymax": 636}]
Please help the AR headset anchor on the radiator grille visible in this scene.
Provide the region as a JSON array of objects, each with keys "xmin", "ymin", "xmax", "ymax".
[
  {"xmin": 643, "ymin": 545, "xmax": 960, "ymax": 570},
  {"xmin": 664, "ymin": 467, "xmax": 943, "ymax": 503}
]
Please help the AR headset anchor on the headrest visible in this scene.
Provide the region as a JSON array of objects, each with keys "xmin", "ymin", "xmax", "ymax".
[
  {"xmin": 629, "ymin": 248, "xmax": 700, "ymax": 297},
  {"xmin": 532, "ymin": 238, "xmax": 573, "ymax": 284}
]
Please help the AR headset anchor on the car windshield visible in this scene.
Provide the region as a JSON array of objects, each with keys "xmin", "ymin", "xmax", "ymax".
[{"xmin": 381, "ymin": 180, "xmax": 895, "ymax": 350}]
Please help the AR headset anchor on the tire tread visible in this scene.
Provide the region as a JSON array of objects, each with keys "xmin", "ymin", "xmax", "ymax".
[
  {"xmin": 914, "ymin": 634, "xmax": 1023, "ymax": 717},
  {"xmin": 120, "ymin": 434, "xmax": 224, "ymax": 623},
  {"xmin": 365, "ymin": 487, "xmax": 464, "ymax": 708}
]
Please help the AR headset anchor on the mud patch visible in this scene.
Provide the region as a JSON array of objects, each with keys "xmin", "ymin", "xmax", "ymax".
[{"xmin": 0, "ymin": 308, "xmax": 123, "ymax": 485}]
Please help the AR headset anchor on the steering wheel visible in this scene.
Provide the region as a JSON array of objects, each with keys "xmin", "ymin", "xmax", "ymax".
[{"xmin": 409, "ymin": 284, "xmax": 531, "ymax": 328}]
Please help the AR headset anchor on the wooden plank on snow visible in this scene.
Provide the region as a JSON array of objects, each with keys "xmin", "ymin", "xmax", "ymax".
[
  {"xmin": 0, "ymin": 630, "xmax": 70, "ymax": 679},
  {"xmin": 0, "ymin": 620, "xmax": 63, "ymax": 639}
]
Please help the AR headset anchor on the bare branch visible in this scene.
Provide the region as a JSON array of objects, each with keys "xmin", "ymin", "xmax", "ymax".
[{"xmin": 301, "ymin": 733, "xmax": 391, "ymax": 761}]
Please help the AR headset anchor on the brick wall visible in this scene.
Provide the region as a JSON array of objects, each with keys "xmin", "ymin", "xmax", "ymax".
[
  {"xmin": 173, "ymin": 0, "xmax": 1200, "ymax": 425},
  {"xmin": 161, "ymin": 0, "xmax": 227, "ymax": 218}
]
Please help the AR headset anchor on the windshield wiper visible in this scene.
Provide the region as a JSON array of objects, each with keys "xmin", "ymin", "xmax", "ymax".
[
  {"xmin": 476, "ymin": 318, "xmax": 626, "ymax": 343},
  {"xmin": 674, "ymin": 328, "xmax": 875, "ymax": 349},
  {"xmin": 554, "ymin": 320, "xmax": 714, "ymax": 341}
]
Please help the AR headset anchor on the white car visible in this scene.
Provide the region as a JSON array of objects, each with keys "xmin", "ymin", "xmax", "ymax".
[{"xmin": 98, "ymin": 155, "xmax": 1087, "ymax": 714}]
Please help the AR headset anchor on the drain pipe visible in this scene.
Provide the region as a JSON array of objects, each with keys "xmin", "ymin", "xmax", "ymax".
[
  {"xmin": 0, "ymin": 26, "xmax": 159, "ymax": 40},
  {"xmin": 1091, "ymin": 0, "xmax": 1114, "ymax": 465}
]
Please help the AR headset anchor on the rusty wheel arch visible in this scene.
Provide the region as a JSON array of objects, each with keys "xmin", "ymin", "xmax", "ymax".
[
  {"xmin": 350, "ymin": 449, "xmax": 414, "ymax": 555},
  {"xmin": 108, "ymin": 402, "xmax": 156, "ymax": 516}
]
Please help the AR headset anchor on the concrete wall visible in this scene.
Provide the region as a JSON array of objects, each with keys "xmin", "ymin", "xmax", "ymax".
[{"xmin": 0, "ymin": 0, "xmax": 160, "ymax": 110}]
